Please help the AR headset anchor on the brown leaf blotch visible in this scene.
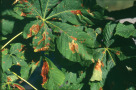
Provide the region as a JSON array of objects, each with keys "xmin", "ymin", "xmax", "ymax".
[
  {"xmin": 19, "ymin": 47, "xmax": 23, "ymax": 52},
  {"xmin": 17, "ymin": 62, "xmax": 21, "ymax": 66},
  {"xmin": 33, "ymin": 47, "xmax": 36, "ymax": 49},
  {"xmin": 38, "ymin": 32, "xmax": 46, "ymax": 45},
  {"xmin": 52, "ymin": 18, "xmax": 57, "ymax": 20},
  {"xmin": 13, "ymin": 84, "xmax": 25, "ymax": 90},
  {"xmin": 48, "ymin": 37, "xmax": 51, "ymax": 40},
  {"xmin": 20, "ymin": 0, "xmax": 28, "ymax": 4},
  {"xmin": 95, "ymin": 59, "xmax": 102, "ymax": 72},
  {"xmin": 102, "ymin": 51, "xmax": 105, "ymax": 54},
  {"xmin": 31, "ymin": 24, "xmax": 40, "ymax": 35},
  {"xmin": 35, "ymin": 43, "xmax": 50, "ymax": 52},
  {"xmin": 46, "ymin": 32, "xmax": 49, "ymax": 35},
  {"xmin": 7, "ymin": 77, "xmax": 12, "ymax": 82},
  {"xmin": 35, "ymin": 61, "xmax": 39, "ymax": 66},
  {"xmin": 35, "ymin": 36, "xmax": 38, "ymax": 39},
  {"xmin": 27, "ymin": 24, "xmax": 40, "ymax": 38},
  {"xmin": 48, "ymin": 9, "xmax": 50, "ymax": 11},
  {"xmin": 81, "ymin": 71, "xmax": 83, "ymax": 74},
  {"xmin": 86, "ymin": 9, "xmax": 90, "ymax": 13},
  {"xmin": 36, "ymin": 16, "xmax": 41, "ymax": 19},
  {"xmin": 21, "ymin": 45, "xmax": 24, "ymax": 48},
  {"xmin": 41, "ymin": 61, "xmax": 49, "ymax": 85},
  {"xmin": 69, "ymin": 40, "xmax": 79, "ymax": 53},
  {"xmin": 1, "ymin": 49, "xmax": 5, "ymax": 52},
  {"xmin": 73, "ymin": 25, "xmax": 79, "ymax": 27},
  {"xmin": 101, "ymin": 62, "xmax": 104, "ymax": 67},
  {"xmin": 20, "ymin": 12, "xmax": 27, "ymax": 17},
  {"xmin": 116, "ymin": 51, "xmax": 120, "ymax": 55},
  {"xmin": 99, "ymin": 87, "xmax": 103, "ymax": 90},
  {"xmin": 99, "ymin": 45, "xmax": 101, "ymax": 47},
  {"xmin": 70, "ymin": 36, "xmax": 77, "ymax": 41},
  {"xmin": 71, "ymin": 10, "xmax": 82, "ymax": 15},
  {"xmin": 80, "ymin": 41, "xmax": 82, "ymax": 43}
]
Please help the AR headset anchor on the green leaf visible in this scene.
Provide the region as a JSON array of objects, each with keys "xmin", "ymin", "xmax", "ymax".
[
  {"xmin": 103, "ymin": 22, "xmax": 116, "ymax": 47},
  {"xmin": 59, "ymin": 72, "xmax": 85, "ymax": 90},
  {"xmin": 7, "ymin": 74, "xmax": 18, "ymax": 82},
  {"xmin": 29, "ymin": 62, "xmax": 39, "ymax": 75},
  {"xmin": 41, "ymin": 0, "xmax": 59, "ymax": 18},
  {"xmin": 95, "ymin": 27, "xmax": 102, "ymax": 35},
  {"xmin": 1, "ymin": 72, "xmax": 7, "ymax": 83},
  {"xmin": 1, "ymin": 49, "xmax": 12, "ymax": 72},
  {"xmin": 96, "ymin": 0, "xmax": 135, "ymax": 11},
  {"xmin": 2, "ymin": 9, "xmax": 24, "ymax": 20},
  {"xmin": 1, "ymin": 43, "xmax": 27, "ymax": 72},
  {"xmin": 10, "ymin": 43, "xmax": 25, "ymax": 54},
  {"xmin": 48, "ymin": 21, "xmax": 94, "ymax": 62},
  {"xmin": 115, "ymin": 23, "xmax": 136, "ymax": 38},
  {"xmin": 46, "ymin": 0, "xmax": 85, "ymax": 25},
  {"xmin": 42, "ymin": 57, "xmax": 65, "ymax": 89},
  {"xmin": 23, "ymin": 20, "xmax": 54, "ymax": 51},
  {"xmin": 0, "ymin": 37, "xmax": 7, "ymax": 41},
  {"xmin": 1, "ymin": 19, "xmax": 15, "ymax": 35},
  {"xmin": 23, "ymin": 20, "xmax": 41, "ymax": 39},
  {"xmin": 127, "ymin": 87, "xmax": 135, "ymax": 90},
  {"xmin": 20, "ymin": 65, "xmax": 31, "ymax": 80},
  {"xmin": 90, "ymin": 67, "xmax": 102, "ymax": 81},
  {"xmin": 10, "ymin": 43, "xmax": 27, "ymax": 66},
  {"xmin": 89, "ymin": 82, "xmax": 103, "ymax": 90},
  {"xmin": 18, "ymin": 0, "xmax": 42, "ymax": 18},
  {"xmin": 89, "ymin": 50, "xmax": 115, "ymax": 90}
]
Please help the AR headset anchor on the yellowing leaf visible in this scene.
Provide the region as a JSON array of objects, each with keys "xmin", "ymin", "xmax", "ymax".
[{"xmin": 90, "ymin": 59, "xmax": 102, "ymax": 81}]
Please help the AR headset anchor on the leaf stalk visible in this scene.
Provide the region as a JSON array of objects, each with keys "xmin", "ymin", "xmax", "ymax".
[{"xmin": 1, "ymin": 32, "xmax": 23, "ymax": 50}]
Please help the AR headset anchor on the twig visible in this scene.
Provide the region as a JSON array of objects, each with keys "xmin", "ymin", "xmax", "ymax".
[{"xmin": 1, "ymin": 32, "xmax": 23, "ymax": 50}]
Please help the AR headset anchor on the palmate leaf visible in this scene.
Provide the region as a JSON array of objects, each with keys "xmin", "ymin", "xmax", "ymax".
[
  {"xmin": 1, "ymin": 43, "xmax": 27, "ymax": 72},
  {"xmin": 14, "ymin": 0, "xmax": 97, "ymax": 62},
  {"xmin": 89, "ymin": 22, "xmax": 136, "ymax": 89}
]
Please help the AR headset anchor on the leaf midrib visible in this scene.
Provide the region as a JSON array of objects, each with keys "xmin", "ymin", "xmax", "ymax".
[{"xmin": 45, "ymin": 9, "xmax": 85, "ymax": 20}]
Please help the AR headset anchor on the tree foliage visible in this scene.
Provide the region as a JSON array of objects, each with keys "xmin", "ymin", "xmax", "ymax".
[{"xmin": 0, "ymin": 0, "xmax": 136, "ymax": 90}]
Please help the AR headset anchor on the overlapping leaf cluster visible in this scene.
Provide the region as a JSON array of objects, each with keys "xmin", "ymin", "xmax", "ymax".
[{"xmin": 1, "ymin": 0, "xmax": 136, "ymax": 90}]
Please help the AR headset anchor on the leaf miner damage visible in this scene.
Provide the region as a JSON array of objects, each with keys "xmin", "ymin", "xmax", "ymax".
[
  {"xmin": 95, "ymin": 59, "xmax": 102, "ymax": 72},
  {"xmin": 27, "ymin": 23, "xmax": 44, "ymax": 38},
  {"xmin": 69, "ymin": 40, "xmax": 79, "ymax": 53},
  {"xmin": 71, "ymin": 10, "xmax": 82, "ymax": 15},
  {"xmin": 41, "ymin": 61, "xmax": 49, "ymax": 85}
]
